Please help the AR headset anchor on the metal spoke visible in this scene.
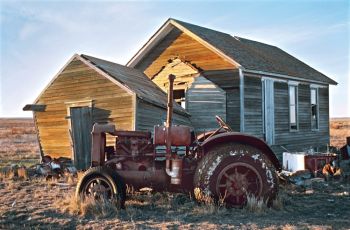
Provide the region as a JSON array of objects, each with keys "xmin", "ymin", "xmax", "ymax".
[
  {"xmin": 234, "ymin": 167, "xmax": 238, "ymax": 176},
  {"xmin": 243, "ymin": 169, "xmax": 251, "ymax": 177},
  {"xmin": 223, "ymin": 172, "xmax": 235, "ymax": 183}
]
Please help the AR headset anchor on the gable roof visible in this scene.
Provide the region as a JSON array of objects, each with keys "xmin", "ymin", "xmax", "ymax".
[
  {"xmin": 128, "ymin": 18, "xmax": 337, "ymax": 85},
  {"xmin": 34, "ymin": 54, "xmax": 188, "ymax": 115},
  {"xmin": 80, "ymin": 54, "xmax": 188, "ymax": 115}
]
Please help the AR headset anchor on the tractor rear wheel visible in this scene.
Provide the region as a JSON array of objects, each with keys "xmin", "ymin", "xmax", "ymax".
[
  {"xmin": 194, "ymin": 143, "xmax": 278, "ymax": 207},
  {"xmin": 75, "ymin": 166, "xmax": 126, "ymax": 209}
]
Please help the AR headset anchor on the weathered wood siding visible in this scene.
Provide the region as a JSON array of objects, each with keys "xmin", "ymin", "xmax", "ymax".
[
  {"xmin": 187, "ymin": 76, "xmax": 226, "ymax": 133},
  {"xmin": 35, "ymin": 58, "xmax": 134, "ymax": 158},
  {"xmin": 273, "ymin": 82, "xmax": 330, "ymax": 157},
  {"xmin": 135, "ymin": 99, "xmax": 191, "ymax": 132},
  {"xmin": 244, "ymin": 76, "xmax": 263, "ymax": 139},
  {"xmin": 135, "ymin": 28, "xmax": 236, "ymax": 78},
  {"xmin": 203, "ymin": 70, "xmax": 240, "ymax": 131}
]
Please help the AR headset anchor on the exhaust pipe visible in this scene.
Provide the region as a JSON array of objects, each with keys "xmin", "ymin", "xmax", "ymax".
[{"xmin": 165, "ymin": 74, "xmax": 182, "ymax": 185}]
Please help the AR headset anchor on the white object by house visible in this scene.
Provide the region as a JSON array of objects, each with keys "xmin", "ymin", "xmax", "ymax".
[{"xmin": 282, "ymin": 152, "xmax": 306, "ymax": 172}]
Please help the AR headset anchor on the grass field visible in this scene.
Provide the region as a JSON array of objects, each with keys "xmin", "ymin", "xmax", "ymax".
[
  {"xmin": 0, "ymin": 175, "xmax": 349, "ymax": 229},
  {"xmin": 0, "ymin": 118, "xmax": 40, "ymax": 167},
  {"xmin": 330, "ymin": 117, "xmax": 350, "ymax": 148}
]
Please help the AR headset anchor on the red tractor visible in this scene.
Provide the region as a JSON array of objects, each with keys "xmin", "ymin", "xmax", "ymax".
[{"xmin": 76, "ymin": 75, "xmax": 281, "ymax": 208}]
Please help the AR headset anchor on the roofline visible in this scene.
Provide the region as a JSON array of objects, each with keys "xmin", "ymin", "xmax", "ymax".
[
  {"xmin": 127, "ymin": 19, "xmax": 174, "ymax": 67},
  {"xmin": 243, "ymin": 69, "xmax": 337, "ymax": 85},
  {"xmin": 34, "ymin": 54, "xmax": 77, "ymax": 104},
  {"xmin": 127, "ymin": 18, "xmax": 241, "ymax": 68},
  {"xmin": 34, "ymin": 54, "xmax": 134, "ymax": 104},
  {"xmin": 79, "ymin": 55, "xmax": 135, "ymax": 94}
]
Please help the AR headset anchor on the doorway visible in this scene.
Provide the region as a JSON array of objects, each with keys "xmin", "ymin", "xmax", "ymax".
[{"xmin": 69, "ymin": 106, "xmax": 93, "ymax": 170}]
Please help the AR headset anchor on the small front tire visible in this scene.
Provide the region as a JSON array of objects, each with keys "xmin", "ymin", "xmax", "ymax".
[{"xmin": 75, "ymin": 166, "xmax": 126, "ymax": 209}]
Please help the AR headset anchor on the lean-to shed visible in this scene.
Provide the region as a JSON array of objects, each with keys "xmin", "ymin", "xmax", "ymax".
[{"xmin": 24, "ymin": 54, "xmax": 190, "ymax": 169}]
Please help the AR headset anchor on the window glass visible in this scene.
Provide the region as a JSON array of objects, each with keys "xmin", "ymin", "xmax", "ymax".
[
  {"xmin": 173, "ymin": 89, "xmax": 186, "ymax": 109},
  {"xmin": 289, "ymin": 85, "xmax": 298, "ymax": 130},
  {"xmin": 311, "ymin": 89, "xmax": 316, "ymax": 105},
  {"xmin": 311, "ymin": 88, "xmax": 318, "ymax": 130}
]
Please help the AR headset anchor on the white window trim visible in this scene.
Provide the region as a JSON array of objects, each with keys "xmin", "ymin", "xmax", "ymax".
[{"xmin": 288, "ymin": 84, "xmax": 299, "ymax": 132}]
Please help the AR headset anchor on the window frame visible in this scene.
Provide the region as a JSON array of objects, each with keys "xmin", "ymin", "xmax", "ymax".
[
  {"xmin": 288, "ymin": 84, "xmax": 299, "ymax": 131},
  {"xmin": 173, "ymin": 88, "xmax": 187, "ymax": 109},
  {"xmin": 310, "ymin": 87, "xmax": 319, "ymax": 131}
]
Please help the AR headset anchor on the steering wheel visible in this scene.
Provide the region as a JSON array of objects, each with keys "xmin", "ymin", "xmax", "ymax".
[{"xmin": 215, "ymin": 115, "xmax": 233, "ymax": 132}]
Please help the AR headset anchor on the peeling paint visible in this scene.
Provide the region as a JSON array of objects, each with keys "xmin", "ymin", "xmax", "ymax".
[
  {"xmin": 265, "ymin": 168, "xmax": 274, "ymax": 188},
  {"xmin": 203, "ymin": 155, "xmax": 222, "ymax": 195},
  {"xmin": 252, "ymin": 154, "xmax": 260, "ymax": 161}
]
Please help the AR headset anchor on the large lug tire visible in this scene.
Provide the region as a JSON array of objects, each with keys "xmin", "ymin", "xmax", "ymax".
[
  {"xmin": 75, "ymin": 166, "xmax": 126, "ymax": 209},
  {"xmin": 194, "ymin": 143, "xmax": 278, "ymax": 207}
]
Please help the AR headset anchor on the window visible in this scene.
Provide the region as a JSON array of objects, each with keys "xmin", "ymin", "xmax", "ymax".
[
  {"xmin": 289, "ymin": 85, "xmax": 298, "ymax": 130},
  {"xmin": 311, "ymin": 88, "xmax": 319, "ymax": 130},
  {"xmin": 173, "ymin": 89, "xmax": 186, "ymax": 109}
]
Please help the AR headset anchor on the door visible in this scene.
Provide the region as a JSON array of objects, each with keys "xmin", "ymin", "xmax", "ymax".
[
  {"xmin": 70, "ymin": 106, "xmax": 93, "ymax": 170},
  {"xmin": 262, "ymin": 79, "xmax": 275, "ymax": 145}
]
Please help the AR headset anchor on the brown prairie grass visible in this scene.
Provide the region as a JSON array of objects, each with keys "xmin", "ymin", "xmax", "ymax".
[
  {"xmin": 81, "ymin": 197, "xmax": 120, "ymax": 218},
  {"xmin": 244, "ymin": 194, "xmax": 267, "ymax": 213},
  {"xmin": 193, "ymin": 188, "xmax": 229, "ymax": 215},
  {"xmin": 54, "ymin": 191, "xmax": 120, "ymax": 219},
  {"xmin": 330, "ymin": 118, "xmax": 350, "ymax": 148}
]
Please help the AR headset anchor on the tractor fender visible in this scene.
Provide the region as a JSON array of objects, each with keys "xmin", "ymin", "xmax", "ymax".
[{"xmin": 200, "ymin": 132, "xmax": 281, "ymax": 171}]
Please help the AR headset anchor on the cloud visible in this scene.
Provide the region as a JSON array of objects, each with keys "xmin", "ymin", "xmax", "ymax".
[{"xmin": 19, "ymin": 23, "xmax": 41, "ymax": 40}]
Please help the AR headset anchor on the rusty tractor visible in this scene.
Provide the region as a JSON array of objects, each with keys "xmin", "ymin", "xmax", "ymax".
[{"xmin": 76, "ymin": 74, "xmax": 281, "ymax": 208}]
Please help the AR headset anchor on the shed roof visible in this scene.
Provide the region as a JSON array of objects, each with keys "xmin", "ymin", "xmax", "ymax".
[
  {"xmin": 80, "ymin": 54, "xmax": 188, "ymax": 115},
  {"xmin": 128, "ymin": 18, "xmax": 337, "ymax": 85}
]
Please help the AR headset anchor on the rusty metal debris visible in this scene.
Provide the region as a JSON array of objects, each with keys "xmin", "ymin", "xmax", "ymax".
[
  {"xmin": 36, "ymin": 155, "xmax": 77, "ymax": 180},
  {"xmin": 1, "ymin": 156, "xmax": 78, "ymax": 181}
]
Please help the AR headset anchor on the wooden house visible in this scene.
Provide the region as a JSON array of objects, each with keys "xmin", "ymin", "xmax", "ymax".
[
  {"xmin": 127, "ymin": 18, "xmax": 338, "ymax": 157},
  {"xmin": 24, "ymin": 54, "xmax": 190, "ymax": 169}
]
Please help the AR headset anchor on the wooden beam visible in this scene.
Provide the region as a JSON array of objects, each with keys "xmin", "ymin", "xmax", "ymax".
[{"xmin": 23, "ymin": 104, "xmax": 46, "ymax": 112}]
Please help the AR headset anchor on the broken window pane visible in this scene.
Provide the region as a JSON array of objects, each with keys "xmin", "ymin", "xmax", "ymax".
[
  {"xmin": 311, "ymin": 88, "xmax": 318, "ymax": 130},
  {"xmin": 174, "ymin": 89, "xmax": 186, "ymax": 109}
]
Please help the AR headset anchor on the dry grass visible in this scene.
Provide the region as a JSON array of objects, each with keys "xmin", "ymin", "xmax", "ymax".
[
  {"xmin": 54, "ymin": 189, "xmax": 120, "ymax": 219},
  {"xmin": 244, "ymin": 194, "xmax": 268, "ymax": 213},
  {"xmin": 80, "ymin": 197, "xmax": 119, "ymax": 218},
  {"xmin": 330, "ymin": 118, "xmax": 350, "ymax": 148},
  {"xmin": 0, "ymin": 118, "xmax": 40, "ymax": 168},
  {"xmin": 192, "ymin": 187, "xmax": 227, "ymax": 214},
  {"xmin": 1, "ymin": 176, "xmax": 349, "ymax": 229}
]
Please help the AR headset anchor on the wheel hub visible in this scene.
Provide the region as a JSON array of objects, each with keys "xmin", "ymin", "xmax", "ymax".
[
  {"xmin": 85, "ymin": 178, "xmax": 112, "ymax": 200},
  {"xmin": 216, "ymin": 162, "xmax": 263, "ymax": 206},
  {"xmin": 224, "ymin": 169, "xmax": 249, "ymax": 196}
]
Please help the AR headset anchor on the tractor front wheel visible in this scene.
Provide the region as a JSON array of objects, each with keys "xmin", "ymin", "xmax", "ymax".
[
  {"xmin": 75, "ymin": 166, "xmax": 126, "ymax": 209},
  {"xmin": 194, "ymin": 143, "xmax": 278, "ymax": 207}
]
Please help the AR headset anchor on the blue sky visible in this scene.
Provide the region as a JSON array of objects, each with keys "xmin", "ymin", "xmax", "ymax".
[{"xmin": 0, "ymin": 0, "xmax": 349, "ymax": 117}]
